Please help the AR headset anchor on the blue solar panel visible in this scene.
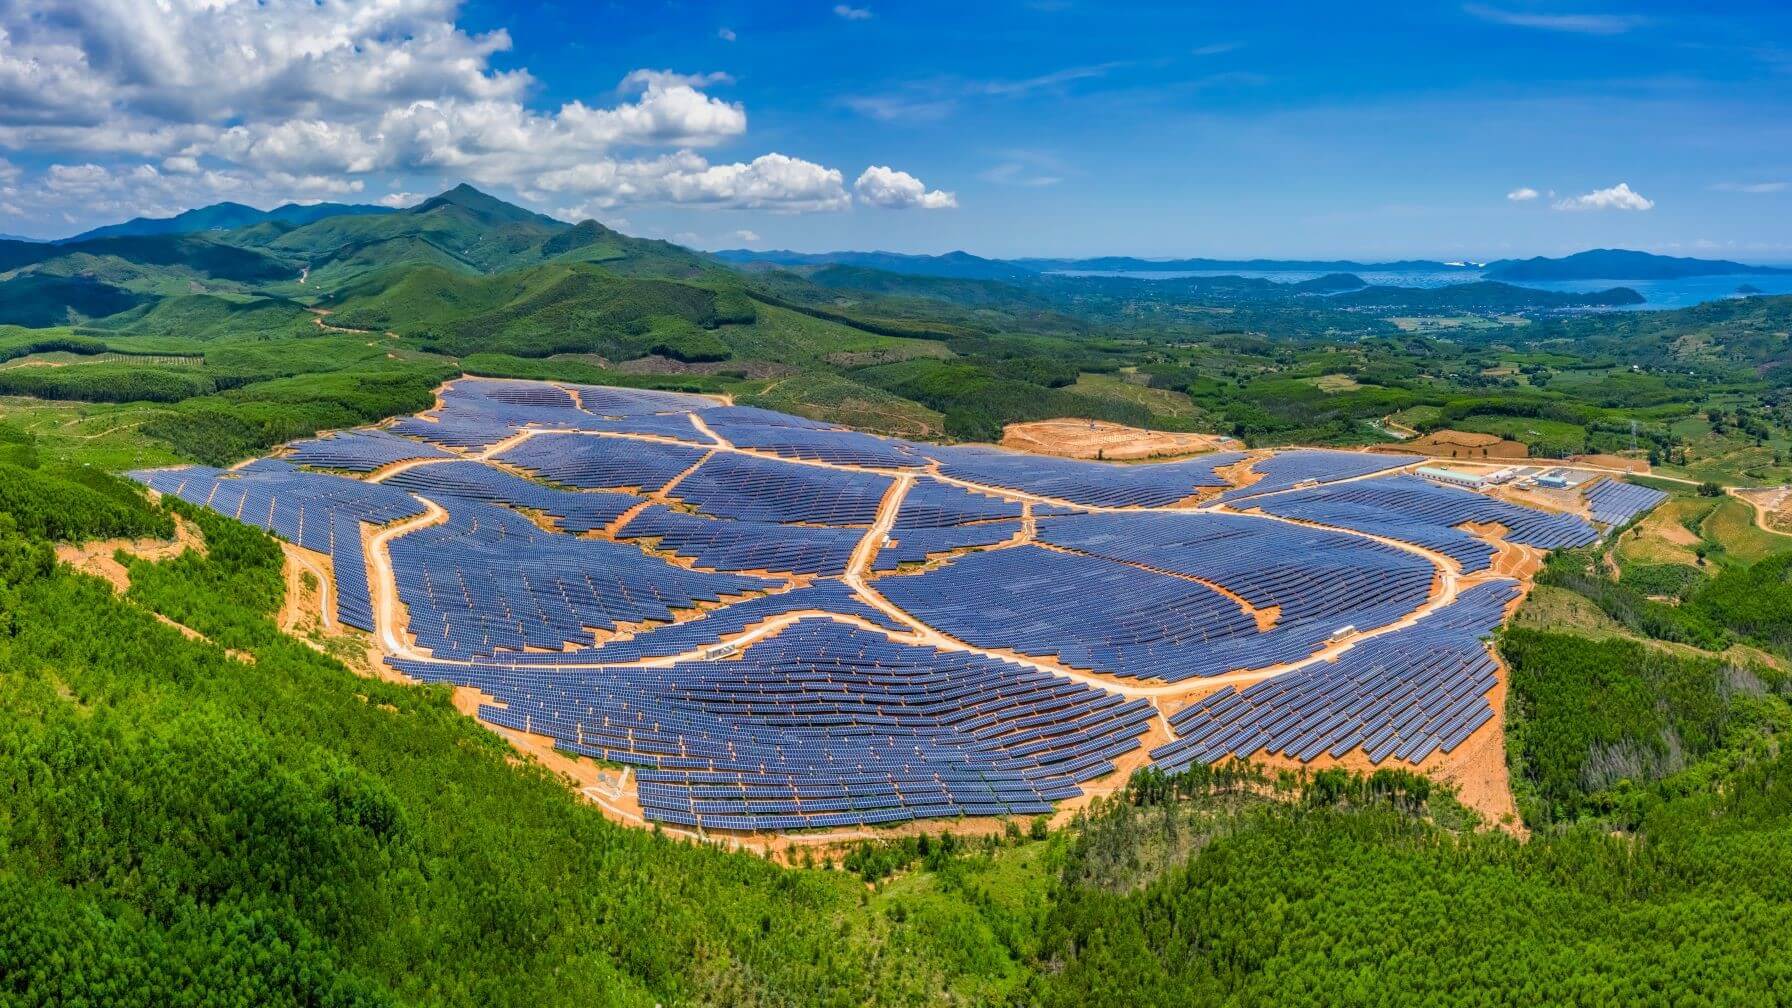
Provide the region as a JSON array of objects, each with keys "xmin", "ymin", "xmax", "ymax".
[
  {"xmin": 388, "ymin": 496, "xmax": 774, "ymax": 660},
  {"xmin": 670, "ymin": 452, "xmax": 890, "ymax": 526},
  {"xmin": 1584, "ymin": 478, "xmax": 1667, "ymax": 530},
  {"xmin": 1215, "ymin": 449, "xmax": 1415, "ymax": 502},
  {"xmin": 1151, "ymin": 581, "xmax": 1518, "ymax": 770},
  {"xmin": 389, "ymin": 621, "xmax": 1154, "ymax": 830},
  {"xmin": 495, "ymin": 433, "xmax": 708, "ymax": 492},
  {"xmin": 620, "ymin": 504, "xmax": 861, "ymax": 575},
  {"xmin": 1241, "ymin": 474, "xmax": 1598, "ymax": 572},
  {"xmin": 382, "ymin": 460, "xmax": 635, "ymax": 533},
  {"xmin": 131, "ymin": 381, "xmax": 1617, "ymax": 832},
  {"xmin": 130, "ymin": 464, "xmax": 424, "ymax": 630},
  {"xmin": 924, "ymin": 445, "xmax": 1247, "ymax": 507},
  {"xmin": 879, "ymin": 544, "xmax": 1267, "ymax": 681},
  {"xmin": 285, "ymin": 428, "xmax": 451, "ymax": 471}
]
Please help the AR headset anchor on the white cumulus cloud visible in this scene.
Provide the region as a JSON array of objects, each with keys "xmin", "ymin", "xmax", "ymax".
[
  {"xmin": 0, "ymin": 1, "xmax": 941, "ymax": 229},
  {"xmin": 1506, "ymin": 186, "xmax": 1539, "ymax": 201},
  {"xmin": 1552, "ymin": 181, "xmax": 1654, "ymax": 211},
  {"xmin": 537, "ymin": 152, "xmax": 850, "ymax": 214},
  {"xmin": 835, "ymin": 5, "xmax": 874, "ymax": 20},
  {"xmin": 854, "ymin": 166, "xmax": 957, "ymax": 209}
]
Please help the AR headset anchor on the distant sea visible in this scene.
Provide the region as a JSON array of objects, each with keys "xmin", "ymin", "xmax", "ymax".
[{"xmin": 1051, "ymin": 268, "xmax": 1792, "ymax": 309}]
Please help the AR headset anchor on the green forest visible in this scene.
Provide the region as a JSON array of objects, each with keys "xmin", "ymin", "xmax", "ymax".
[
  {"xmin": 4, "ymin": 187, "xmax": 1792, "ymax": 1004},
  {"xmin": 6, "ymin": 453, "xmax": 1792, "ymax": 1005}
]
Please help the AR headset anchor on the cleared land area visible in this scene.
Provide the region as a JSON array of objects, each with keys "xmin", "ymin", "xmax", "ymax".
[
  {"xmin": 1000, "ymin": 417, "xmax": 1240, "ymax": 460},
  {"xmin": 1390, "ymin": 428, "xmax": 1530, "ymax": 459},
  {"xmin": 131, "ymin": 377, "xmax": 1665, "ymax": 837}
]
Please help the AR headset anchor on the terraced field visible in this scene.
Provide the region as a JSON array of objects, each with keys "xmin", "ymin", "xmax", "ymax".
[{"xmin": 132, "ymin": 377, "xmax": 1666, "ymax": 836}]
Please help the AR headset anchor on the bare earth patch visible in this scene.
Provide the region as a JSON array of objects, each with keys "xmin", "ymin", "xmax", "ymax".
[
  {"xmin": 1570, "ymin": 453, "xmax": 1651, "ymax": 474},
  {"xmin": 1001, "ymin": 418, "xmax": 1242, "ymax": 461},
  {"xmin": 1389, "ymin": 429, "xmax": 1529, "ymax": 460}
]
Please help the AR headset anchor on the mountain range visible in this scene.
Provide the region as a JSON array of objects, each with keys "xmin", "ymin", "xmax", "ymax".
[
  {"xmin": 59, "ymin": 200, "xmax": 396, "ymax": 244},
  {"xmin": 7, "ymin": 183, "xmax": 1773, "ymax": 349},
  {"xmin": 1481, "ymin": 248, "xmax": 1792, "ymax": 281},
  {"xmin": 719, "ymin": 246, "xmax": 1791, "ymax": 283}
]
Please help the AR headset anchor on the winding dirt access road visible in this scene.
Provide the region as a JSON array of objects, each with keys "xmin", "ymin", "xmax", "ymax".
[
  {"xmin": 349, "ymin": 415, "xmax": 1484, "ymax": 704},
  {"xmin": 252, "ymin": 377, "xmax": 1616, "ymax": 838}
]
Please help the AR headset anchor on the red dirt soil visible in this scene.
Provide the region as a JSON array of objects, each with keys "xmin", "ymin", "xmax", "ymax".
[{"xmin": 1001, "ymin": 418, "xmax": 1242, "ymax": 461}]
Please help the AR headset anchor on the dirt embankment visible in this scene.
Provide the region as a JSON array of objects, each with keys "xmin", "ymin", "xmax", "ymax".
[
  {"xmin": 1569, "ymin": 453, "xmax": 1650, "ymax": 474},
  {"xmin": 54, "ymin": 514, "xmax": 206, "ymax": 591},
  {"xmin": 1001, "ymin": 418, "xmax": 1242, "ymax": 461},
  {"xmin": 1734, "ymin": 487, "xmax": 1792, "ymax": 535},
  {"xmin": 1374, "ymin": 429, "xmax": 1528, "ymax": 460}
]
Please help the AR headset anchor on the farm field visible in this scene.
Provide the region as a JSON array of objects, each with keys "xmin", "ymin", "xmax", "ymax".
[{"xmin": 132, "ymin": 376, "xmax": 1666, "ymax": 837}]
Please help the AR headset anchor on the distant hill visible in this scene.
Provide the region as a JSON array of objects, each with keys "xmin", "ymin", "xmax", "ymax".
[
  {"xmin": 1292, "ymin": 272, "xmax": 1368, "ymax": 293},
  {"xmin": 1484, "ymin": 249, "xmax": 1792, "ymax": 281},
  {"xmin": 322, "ymin": 260, "xmax": 754, "ymax": 360},
  {"xmin": 714, "ymin": 248, "xmax": 1037, "ymax": 282},
  {"xmin": 0, "ymin": 184, "xmax": 736, "ymax": 331},
  {"xmin": 0, "ymin": 233, "xmax": 40, "ymax": 243},
  {"xmin": 1012, "ymin": 255, "xmax": 1473, "ymax": 273},
  {"xmin": 61, "ymin": 200, "xmax": 394, "ymax": 244},
  {"xmin": 0, "ymin": 233, "xmax": 294, "ymax": 284},
  {"xmin": 0, "ymin": 273, "xmax": 151, "ymax": 327},
  {"xmin": 1332, "ymin": 280, "xmax": 1643, "ymax": 309},
  {"xmin": 235, "ymin": 184, "xmax": 712, "ymax": 288}
]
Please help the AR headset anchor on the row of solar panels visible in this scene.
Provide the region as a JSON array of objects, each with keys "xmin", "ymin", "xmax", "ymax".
[{"xmin": 390, "ymin": 620, "xmax": 1155, "ymax": 830}]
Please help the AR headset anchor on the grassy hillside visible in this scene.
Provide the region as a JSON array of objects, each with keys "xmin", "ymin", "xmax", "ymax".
[
  {"xmin": 1, "ymin": 233, "xmax": 294, "ymax": 284},
  {"xmin": 7, "ymin": 185, "xmax": 1792, "ymax": 468},
  {"xmin": 324, "ymin": 262, "xmax": 754, "ymax": 360},
  {"xmin": 7, "ymin": 188, "xmax": 1792, "ymax": 1003},
  {"xmin": 4, "ymin": 450, "xmax": 1790, "ymax": 1005},
  {"xmin": 0, "ymin": 274, "xmax": 150, "ymax": 326},
  {"xmin": 88, "ymin": 294, "xmax": 316, "ymax": 341}
]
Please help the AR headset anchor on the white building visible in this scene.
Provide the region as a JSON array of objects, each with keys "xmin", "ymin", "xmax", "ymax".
[{"xmin": 1416, "ymin": 466, "xmax": 1487, "ymax": 490}]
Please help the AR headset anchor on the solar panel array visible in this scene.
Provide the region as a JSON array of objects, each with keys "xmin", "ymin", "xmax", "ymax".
[
  {"xmin": 388, "ymin": 379, "xmax": 718, "ymax": 451},
  {"xmin": 1585, "ymin": 478, "xmax": 1667, "ymax": 529},
  {"xmin": 285, "ymin": 428, "xmax": 451, "ymax": 472},
  {"xmin": 568, "ymin": 383, "xmax": 720, "ymax": 416},
  {"xmin": 131, "ymin": 463, "xmax": 424, "ymax": 630},
  {"xmin": 514, "ymin": 580, "xmax": 908, "ymax": 665},
  {"xmin": 1215, "ymin": 449, "xmax": 1416, "ymax": 502},
  {"xmin": 390, "ymin": 621, "xmax": 1154, "ymax": 830},
  {"xmin": 388, "ymin": 497, "xmax": 772, "ymax": 660},
  {"xmin": 128, "ymin": 378, "xmax": 1624, "ymax": 830},
  {"xmin": 706, "ymin": 414, "xmax": 930, "ymax": 469},
  {"xmin": 381, "ymin": 460, "xmax": 636, "ymax": 533},
  {"xmin": 1151, "ymin": 581, "xmax": 1519, "ymax": 771},
  {"xmin": 670, "ymin": 452, "xmax": 891, "ymax": 525},
  {"xmin": 895, "ymin": 478, "xmax": 1024, "ymax": 527},
  {"xmin": 874, "ymin": 522, "xmax": 1022, "ymax": 570},
  {"xmin": 1035, "ymin": 510, "xmax": 1435, "ymax": 673},
  {"xmin": 1243, "ymin": 474, "xmax": 1599, "ymax": 572},
  {"xmin": 879, "ymin": 544, "xmax": 1265, "ymax": 681},
  {"xmin": 389, "ymin": 413, "xmax": 518, "ymax": 451},
  {"xmin": 620, "ymin": 504, "xmax": 862, "ymax": 576},
  {"xmin": 926, "ymin": 445, "xmax": 1248, "ymax": 507},
  {"xmin": 871, "ymin": 478, "xmax": 1025, "ymax": 570},
  {"xmin": 495, "ymin": 433, "xmax": 708, "ymax": 491}
]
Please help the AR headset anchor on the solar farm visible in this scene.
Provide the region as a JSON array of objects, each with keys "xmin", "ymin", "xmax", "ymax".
[{"xmin": 131, "ymin": 377, "xmax": 1667, "ymax": 836}]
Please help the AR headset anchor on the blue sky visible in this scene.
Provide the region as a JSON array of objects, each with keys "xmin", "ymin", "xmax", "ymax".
[{"xmin": 1, "ymin": 1, "xmax": 1787, "ymax": 259}]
